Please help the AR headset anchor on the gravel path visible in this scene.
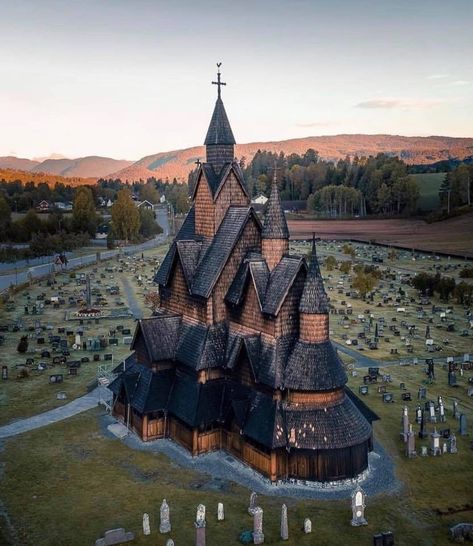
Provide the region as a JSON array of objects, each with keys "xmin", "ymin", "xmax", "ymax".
[
  {"xmin": 120, "ymin": 275, "xmax": 143, "ymax": 319},
  {"xmin": 0, "ymin": 387, "xmax": 110, "ymax": 439},
  {"xmin": 97, "ymin": 412, "xmax": 400, "ymax": 501}
]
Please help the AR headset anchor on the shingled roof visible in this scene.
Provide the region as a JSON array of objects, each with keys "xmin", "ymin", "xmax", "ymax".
[
  {"xmin": 225, "ymin": 253, "xmax": 269, "ymax": 308},
  {"xmin": 204, "ymin": 97, "xmax": 236, "ymax": 145},
  {"xmin": 131, "ymin": 313, "xmax": 181, "ymax": 362},
  {"xmin": 284, "ymin": 395, "xmax": 372, "ymax": 450},
  {"xmin": 191, "ymin": 206, "xmax": 260, "ymax": 298},
  {"xmin": 242, "ymin": 392, "xmax": 287, "ymax": 449},
  {"xmin": 262, "ymin": 176, "xmax": 289, "ymax": 240},
  {"xmin": 176, "ymin": 320, "xmax": 228, "ymax": 371},
  {"xmin": 299, "ymin": 239, "xmax": 329, "ymax": 314},
  {"xmin": 284, "ymin": 340, "xmax": 347, "ymax": 391},
  {"xmin": 191, "ymin": 161, "xmax": 249, "ymax": 201},
  {"xmin": 262, "ymin": 256, "xmax": 305, "ymax": 316}
]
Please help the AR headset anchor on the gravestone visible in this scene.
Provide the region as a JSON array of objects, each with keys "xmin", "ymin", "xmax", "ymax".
[
  {"xmin": 400, "ymin": 406, "xmax": 409, "ymax": 441},
  {"xmin": 448, "ymin": 433, "xmax": 458, "ymax": 454},
  {"xmin": 418, "ymin": 387, "xmax": 427, "ymax": 400},
  {"xmin": 382, "ymin": 531, "xmax": 395, "ymax": 546},
  {"xmin": 448, "ymin": 371, "xmax": 457, "ymax": 387},
  {"xmin": 160, "ymin": 499, "xmax": 171, "ymax": 533},
  {"xmin": 421, "ymin": 446, "xmax": 428, "ymax": 457},
  {"xmin": 95, "ymin": 528, "xmax": 134, "ymax": 546},
  {"xmin": 2, "ymin": 366, "xmax": 8, "ymax": 380},
  {"xmin": 406, "ymin": 424, "xmax": 417, "ymax": 458},
  {"xmin": 430, "ymin": 429, "xmax": 441, "ymax": 456},
  {"xmin": 196, "ymin": 504, "xmax": 206, "ymax": 526},
  {"xmin": 438, "ymin": 398, "xmax": 446, "ymax": 423},
  {"xmin": 166, "ymin": 540, "xmax": 174, "ymax": 546},
  {"xmin": 248, "ymin": 492, "xmax": 258, "ymax": 515},
  {"xmin": 143, "ymin": 513, "xmax": 150, "ymax": 536},
  {"xmin": 280, "ymin": 504, "xmax": 288, "ymax": 541},
  {"xmin": 452, "ymin": 400, "xmax": 459, "ymax": 419},
  {"xmin": 428, "ymin": 401, "xmax": 436, "ymax": 424},
  {"xmin": 303, "ymin": 518, "xmax": 312, "ymax": 534},
  {"xmin": 217, "ymin": 502, "xmax": 224, "ymax": 521},
  {"xmin": 419, "ymin": 410, "xmax": 428, "ymax": 439},
  {"xmin": 351, "ymin": 486, "xmax": 368, "ymax": 526},
  {"xmin": 415, "ymin": 405, "xmax": 422, "ymax": 424},
  {"xmin": 253, "ymin": 507, "xmax": 264, "ymax": 544},
  {"xmin": 459, "ymin": 414, "xmax": 467, "ymax": 436}
]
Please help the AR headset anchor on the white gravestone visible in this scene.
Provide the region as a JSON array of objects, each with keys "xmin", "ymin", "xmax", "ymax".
[
  {"xmin": 217, "ymin": 502, "xmax": 224, "ymax": 521},
  {"xmin": 304, "ymin": 518, "xmax": 312, "ymax": 534},
  {"xmin": 143, "ymin": 513, "xmax": 150, "ymax": 536},
  {"xmin": 351, "ymin": 486, "xmax": 368, "ymax": 526},
  {"xmin": 160, "ymin": 499, "xmax": 171, "ymax": 534}
]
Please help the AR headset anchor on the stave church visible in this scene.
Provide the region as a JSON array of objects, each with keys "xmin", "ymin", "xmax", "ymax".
[{"xmin": 109, "ymin": 67, "xmax": 377, "ymax": 482}]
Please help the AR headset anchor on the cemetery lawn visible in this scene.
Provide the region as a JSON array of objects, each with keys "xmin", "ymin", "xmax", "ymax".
[
  {"xmin": 0, "ymin": 248, "xmax": 167, "ymax": 426},
  {"xmin": 1, "ymin": 386, "xmax": 472, "ymax": 546}
]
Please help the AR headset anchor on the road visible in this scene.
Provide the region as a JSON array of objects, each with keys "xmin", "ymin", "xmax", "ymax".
[{"xmin": 0, "ymin": 205, "xmax": 170, "ymax": 291}]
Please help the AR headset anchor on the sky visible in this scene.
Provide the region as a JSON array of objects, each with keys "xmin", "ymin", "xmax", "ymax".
[{"xmin": 1, "ymin": 0, "xmax": 472, "ymax": 160}]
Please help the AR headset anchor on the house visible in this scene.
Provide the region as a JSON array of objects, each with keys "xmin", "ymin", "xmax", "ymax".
[
  {"xmin": 251, "ymin": 193, "xmax": 268, "ymax": 205},
  {"xmin": 36, "ymin": 200, "xmax": 50, "ymax": 212},
  {"xmin": 135, "ymin": 200, "xmax": 155, "ymax": 210},
  {"xmin": 109, "ymin": 69, "xmax": 376, "ymax": 483},
  {"xmin": 53, "ymin": 201, "xmax": 73, "ymax": 211}
]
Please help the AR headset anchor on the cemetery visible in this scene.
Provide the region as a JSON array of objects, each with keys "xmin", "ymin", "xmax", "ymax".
[{"xmin": 0, "ymin": 233, "xmax": 471, "ymax": 545}]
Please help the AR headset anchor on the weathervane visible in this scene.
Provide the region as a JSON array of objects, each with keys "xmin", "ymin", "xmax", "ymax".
[{"xmin": 212, "ymin": 62, "xmax": 226, "ymax": 98}]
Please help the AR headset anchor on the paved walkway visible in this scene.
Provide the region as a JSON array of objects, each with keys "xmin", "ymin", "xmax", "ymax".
[
  {"xmin": 121, "ymin": 275, "xmax": 143, "ymax": 319},
  {"xmin": 0, "ymin": 387, "xmax": 110, "ymax": 439}
]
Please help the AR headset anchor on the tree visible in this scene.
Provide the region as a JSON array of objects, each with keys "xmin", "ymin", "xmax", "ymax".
[
  {"xmin": 139, "ymin": 183, "xmax": 160, "ymax": 204},
  {"xmin": 436, "ymin": 276, "xmax": 456, "ymax": 301},
  {"xmin": 352, "ymin": 271, "xmax": 378, "ymax": 298},
  {"xmin": 339, "ymin": 260, "xmax": 352, "ymax": 275},
  {"xmin": 455, "ymin": 282, "xmax": 473, "ymax": 305},
  {"xmin": 0, "ymin": 193, "xmax": 11, "ymax": 231},
  {"xmin": 325, "ymin": 256, "xmax": 337, "ymax": 271},
  {"xmin": 72, "ymin": 186, "xmax": 97, "ymax": 237},
  {"xmin": 111, "ymin": 189, "xmax": 140, "ymax": 243},
  {"xmin": 139, "ymin": 208, "xmax": 162, "ymax": 238}
]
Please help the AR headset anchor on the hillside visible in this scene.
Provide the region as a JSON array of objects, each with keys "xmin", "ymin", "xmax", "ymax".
[
  {"xmin": 0, "ymin": 155, "xmax": 133, "ymax": 179},
  {"xmin": 0, "ymin": 168, "xmax": 96, "ymax": 188},
  {"xmin": 109, "ymin": 134, "xmax": 473, "ymax": 182}
]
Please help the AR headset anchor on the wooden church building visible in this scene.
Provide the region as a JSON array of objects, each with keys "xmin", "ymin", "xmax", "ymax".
[{"xmin": 109, "ymin": 68, "xmax": 376, "ymax": 482}]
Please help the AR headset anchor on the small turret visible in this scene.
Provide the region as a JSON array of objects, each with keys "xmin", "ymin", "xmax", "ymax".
[
  {"xmin": 261, "ymin": 172, "xmax": 289, "ymax": 270},
  {"xmin": 299, "ymin": 235, "xmax": 329, "ymax": 343}
]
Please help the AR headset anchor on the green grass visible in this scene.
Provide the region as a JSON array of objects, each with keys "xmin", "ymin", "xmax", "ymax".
[{"xmin": 411, "ymin": 173, "xmax": 446, "ymax": 211}]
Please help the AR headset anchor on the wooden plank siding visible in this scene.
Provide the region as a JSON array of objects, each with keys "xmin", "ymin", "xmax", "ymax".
[
  {"xmin": 194, "ymin": 175, "xmax": 215, "ymax": 237},
  {"xmin": 214, "ymin": 171, "xmax": 250, "ymax": 231}
]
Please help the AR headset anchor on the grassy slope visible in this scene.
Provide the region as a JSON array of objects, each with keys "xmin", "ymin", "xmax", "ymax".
[{"xmin": 411, "ymin": 173, "xmax": 446, "ymax": 211}]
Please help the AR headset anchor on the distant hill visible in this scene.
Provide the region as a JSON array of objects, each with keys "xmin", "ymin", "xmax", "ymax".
[
  {"xmin": 0, "ymin": 156, "xmax": 40, "ymax": 171},
  {"xmin": 0, "ymin": 168, "xmax": 96, "ymax": 188},
  {"xmin": 29, "ymin": 156, "xmax": 133, "ymax": 178},
  {"xmin": 0, "ymin": 155, "xmax": 133, "ymax": 179},
  {"xmin": 109, "ymin": 134, "xmax": 473, "ymax": 182}
]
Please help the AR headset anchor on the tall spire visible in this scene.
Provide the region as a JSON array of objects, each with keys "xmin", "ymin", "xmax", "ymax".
[
  {"xmin": 204, "ymin": 63, "xmax": 235, "ymax": 172},
  {"xmin": 299, "ymin": 234, "xmax": 328, "ymax": 314},
  {"xmin": 262, "ymin": 167, "xmax": 289, "ymax": 240}
]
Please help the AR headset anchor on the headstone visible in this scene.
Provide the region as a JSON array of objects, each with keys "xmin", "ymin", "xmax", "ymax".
[
  {"xmin": 382, "ymin": 531, "xmax": 395, "ymax": 546},
  {"xmin": 2, "ymin": 365, "xmax": 8, "ymax": 380},
  {"xmin": 448, "ymin": 371, "xmax": 457, "ymax": 387},
  {"xmin": 442, "ymin": 442, "xmax": 448, "ymax": 454},
  {"xmin": 143, "ymin": 513, "xmax": 150, "ymax": 536},
  {"xmin": 420, "ymin": 445, "xmax": 428, "ymax": 457},
  {"xmin": 196, "ymin": 504, "xmax": 206, "ymax": 526},
  {"xmin": 248, "ymin": 492, "xmax": 258, "ymax": 516},
  {"xmin": 415, "ymin": 405, "xmax": 422, "ymax": 424},
  {"xmin": 406, "ymin": 424, "xmax": 416, "ymax": 458},
  {"xmin": 280, "ymin": 504, "xmax": 288, "ymax": 541},
  {"xmin": 428, "ymin": 401, "xmax": 436, "ymax": 424},
  {"xmin": 459, "ymin": 414, "xmax": 467, "ymax": 436},
  {"xmin": 453, "ymin": 400, "xmax": 459, "ymax": 419},
  {"xmin": 373, "ymin": 534, "xmax": 384, "ymax": 546},
  {"xmin": 253, "ymin": 507, "xmax": 264, "ymax": 544},
  {"xmin": 217, "ymin": 502, "xmax": 224, "ymax": 521},
  {"xmin": 95, "ymin": 528, "xmax": 134, "ymax": 546},
  {"xmin": 166, "ymin": 540, "xmax": 174, "ymax": 546},
  {"xmin": 438, "ymin": 398, "xmax": 446, "ymax": 423},
  {"xmin": 400, "ymin": 406, "xmax": 409, "ymax": 441},
  {"xmin": 351, "ymin": 486, "xmax": 368, "ymax": 526},
  {"xmin": 160, "ymin": 499, "xmax": 171, "ymax": 533},
  {"xmin": 303, "ymin": 518, "xmax": 312, "ymax": 534},
  {"xmin": 430, "ymin": 428, "xmax": 441, "ymax": 456},
  {"xmin": 448, "ymin": 433, "xmax": 458, "ymax": 454},
  {"xmin": 418, "ymin": 387, "xmax": 427, "ymax": 400}
]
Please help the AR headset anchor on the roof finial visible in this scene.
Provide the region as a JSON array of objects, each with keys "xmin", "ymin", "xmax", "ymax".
[{"xmin": 212, "ymin": 62, "xmax": 226, "ymax": 99}]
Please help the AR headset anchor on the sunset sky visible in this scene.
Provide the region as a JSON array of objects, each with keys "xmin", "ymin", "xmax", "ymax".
[{"xmin": 1, "ymin": 0, "xmax": 472, "ymax": 160}]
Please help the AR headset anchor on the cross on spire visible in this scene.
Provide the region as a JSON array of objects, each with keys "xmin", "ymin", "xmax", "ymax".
[{"xmin": 212, "ymin": 62, "xmax": 226, "ymax": 99}]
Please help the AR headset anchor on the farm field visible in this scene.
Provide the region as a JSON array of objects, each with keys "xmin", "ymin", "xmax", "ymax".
[
  {"xmin": 411, "ymin": 172, "xmax": 446, "ymax": 211},
  {"xmin": 287, "ymin": 211, "xmax": 473, "ymax": 257}
]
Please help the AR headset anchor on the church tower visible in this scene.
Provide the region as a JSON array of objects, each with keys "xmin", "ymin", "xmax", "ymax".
[
  {"xmin": 299, "ymin": 235, "xmax": 329, "ymax": 342},
  {"xmin": 204, "ymin": 64, "xmax": 236, "ymax": 173},
  {"xmin": 261, "ymin": 172, "xmax": 289, "ymax": 270}
]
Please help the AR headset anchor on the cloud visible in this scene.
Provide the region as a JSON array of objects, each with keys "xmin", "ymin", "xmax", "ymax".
[
  {"xmin": 355, "ymin": 98, "xmax": 443, "ymax": 111},
  {"xmin": 427, "ymin": 74, "xmax": 450, "ymax": 80},
  {"xmin": 295, "ymin": 121, "xmax": 340, "ymax": 128},
  {"xmin": 451, "ymin": 80, "xmax": 469, "ymax": 86}
]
